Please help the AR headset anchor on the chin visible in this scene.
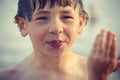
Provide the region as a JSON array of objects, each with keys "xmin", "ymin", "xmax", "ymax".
[{"xmin": 48, "ymin": 51, "xmax": 64, "ymax": 60}]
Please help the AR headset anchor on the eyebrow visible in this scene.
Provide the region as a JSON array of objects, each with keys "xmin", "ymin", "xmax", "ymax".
[
  {"xmin": 35, "ymin": 10, "xmax": 73, "ymax": 15},
  {"xmin": 36, "ymin": 11, "xmax": 50, "ymax": 14},
  {"xmin": 60, "ymin": 10, "xmax": 72, "ymax": 14}
]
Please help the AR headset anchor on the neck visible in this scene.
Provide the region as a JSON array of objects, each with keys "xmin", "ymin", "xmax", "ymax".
[{"xmin": 31, "ymin": 51, "xmax": 73, "ymax": 72}]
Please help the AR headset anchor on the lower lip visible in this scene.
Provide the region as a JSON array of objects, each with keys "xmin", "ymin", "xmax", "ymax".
[{"xmin": 47, "ymin": 42, "xmax": 63, "ymax": 48}]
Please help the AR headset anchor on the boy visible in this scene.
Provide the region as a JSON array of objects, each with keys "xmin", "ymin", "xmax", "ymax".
[{"xmin": 0, "ymin": 0, "xmax": 119, "ymax": 80}]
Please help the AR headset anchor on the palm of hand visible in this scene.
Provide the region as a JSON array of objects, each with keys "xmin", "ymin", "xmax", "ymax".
[{"xmin": 88, "ymin": 29, "xmax": 117, "ymax": 79}]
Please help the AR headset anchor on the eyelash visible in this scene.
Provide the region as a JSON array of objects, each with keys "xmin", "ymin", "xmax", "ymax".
[
  {"xmin": 36, "ymin": 17, "xmax": 48, "ymax": 20},
  {"xmin": 35, "ymin": 16, "xmax": 73, "ymax": 21},
  {"xmin": 62, "ymin": 16, "xmax": 73, "ymax": 19}
]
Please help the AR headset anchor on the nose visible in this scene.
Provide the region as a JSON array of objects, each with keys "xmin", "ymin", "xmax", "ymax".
[{"xmin": 48, "ymin": 19, "xmax": 63, "ymax": 35}]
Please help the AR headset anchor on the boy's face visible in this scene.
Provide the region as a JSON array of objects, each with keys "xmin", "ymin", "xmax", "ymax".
[{"xmin": 19, "ymin": 2, "xmax": 85, "ymax": 59}]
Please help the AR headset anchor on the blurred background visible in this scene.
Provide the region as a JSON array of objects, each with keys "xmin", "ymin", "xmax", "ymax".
[{"xmin": 0, "ymin": 0, "xmax": 120, "ymax": 80}]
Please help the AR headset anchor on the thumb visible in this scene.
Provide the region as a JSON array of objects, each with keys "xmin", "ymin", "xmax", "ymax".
[
  {"xmin": 112, "ymin": 60, "xmax": 120, "ymax": 72},
  {"xmin": 117, "ymin": 60, "xmax": 120, "ymax": 68}
]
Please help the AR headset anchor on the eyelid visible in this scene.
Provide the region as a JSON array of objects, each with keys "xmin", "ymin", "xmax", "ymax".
[
  {"xmin": 36, "ymin": 16, "xmax": 49, "ymax": 20},
  {"xmin": 62, "ymin": 15, "xmax": 74, "ymax": 19}
]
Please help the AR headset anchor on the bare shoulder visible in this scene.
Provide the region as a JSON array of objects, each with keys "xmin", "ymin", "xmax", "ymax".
[
  {"xmin": 78, "ymin": 55, "xmax": 87, "ymax": 67},
  {"xmin": 74, "ymin": 53, "xmax": 88, "ymax": 64},
  {"xmin": 72, "ymin": 53, "xmax": 88, "ymax": 71},
  {"xmin": 77, "ymin": 54, "xmax": 88, "ymax": 70},
  {"xmin": 0, "ymin": 61, "xmax": 28, "ymax": 80},
  {"xmin": 0, "ymin": 55, "xmax": 33, "ymax": 80},
  {"xmin": 72, "ymin": 53, "xmax": 88, "ymax": 80},
  {"xmin": 0, "ymin": 67, "xmax": 16, "ymax": 80}
]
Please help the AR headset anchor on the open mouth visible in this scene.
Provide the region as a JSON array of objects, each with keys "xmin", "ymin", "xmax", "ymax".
[{"xmin": 47, "ymin": 40, "xmax": 64, "ymax": 48}]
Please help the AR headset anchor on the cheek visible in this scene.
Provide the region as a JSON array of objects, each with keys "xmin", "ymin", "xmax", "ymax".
[
  {"xmin": 65, "ymin": 20, "xmax": 79, "ymax": 38},
  {"xmin": 28, "ymin": 27, "xmax": 45, "ymax": 44},
  {"xmin": 69, "ymin": 20, "xmax": 80, "ymax": 34},
  {"xmin": 66, "ymin": 26, "xmax": 79, "ymax": 44},
  {"xmin": 69, "ymin": 24, "xmax": 79, "ymax": 36}
]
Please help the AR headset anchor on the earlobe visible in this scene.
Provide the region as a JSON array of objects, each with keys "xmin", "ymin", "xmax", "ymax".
[
  {"xmin": 15, "ymin": 16, "xmax": 28, "ymax": 37},
  {"xmin": 78, "ymin": 14, "xmax": 86, "ymax": 34}
]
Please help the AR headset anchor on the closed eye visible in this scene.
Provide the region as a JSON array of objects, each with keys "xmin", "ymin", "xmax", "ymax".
[
  {"xmin": 62, "ymin": 16, "xmax": 73, "ymax": 19},
  {"xmin": 36, "ymin": 17, "xmax": 48, "ymax": 20}
]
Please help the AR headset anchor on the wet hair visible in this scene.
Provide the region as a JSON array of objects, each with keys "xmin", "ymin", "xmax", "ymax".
[{"xmin": 15, "ymin": 0, "xmax": 88, "ymax": 23}]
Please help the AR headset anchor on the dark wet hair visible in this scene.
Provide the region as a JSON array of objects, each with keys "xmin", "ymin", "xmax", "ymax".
[{"xmin": 15, "ymin": 0, "xmax": 88, "ymax": 23}]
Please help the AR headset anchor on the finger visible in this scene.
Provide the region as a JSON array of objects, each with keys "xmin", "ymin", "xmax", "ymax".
[
  {"xmin": 109, "ymin": 34, "xmax": 117, "ymax": 59},
  {"xmin": 104, "ymin": 31, "xmax": 113, "ymax": 56},
  {"xmin": 99, "ymin": 29, "xmax": 106, "ymax": 53},
  {"xmin": 113, "ymin": 60, "xmax": 120, "ymax": 72},
  {"xmin": 117, "ymin": 60, "xmax": 120, "ymax": 68},
  {"xmin": 100, "ymin": 29, "xmax": 106, "ymax": 49},
  {"xmin": 96, "ymin": 29, "xmax": 106, "ymax": 55},
  {"xmin": 91, "ymin": 33, "xmax": 100, "ymax": 54}
]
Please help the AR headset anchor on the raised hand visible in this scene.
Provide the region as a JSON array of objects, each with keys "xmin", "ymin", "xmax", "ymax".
[{"xmin": 88, "ymin": 29, "xmax": 117, "ymax": 80}]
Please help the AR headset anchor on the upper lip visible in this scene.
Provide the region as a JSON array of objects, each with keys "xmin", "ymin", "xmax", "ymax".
[{"xmin": 47, "ymin": 40, "xmax": 64, "ymax": 44}]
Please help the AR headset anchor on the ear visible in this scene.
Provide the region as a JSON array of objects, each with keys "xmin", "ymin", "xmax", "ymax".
[
  {"xmin": 78, "ymin": 14, "xmax": 86, "ymax": 34},
  {"xmin": 15, "ymin": 16, "xmax": 28, "ymax": 37}
]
